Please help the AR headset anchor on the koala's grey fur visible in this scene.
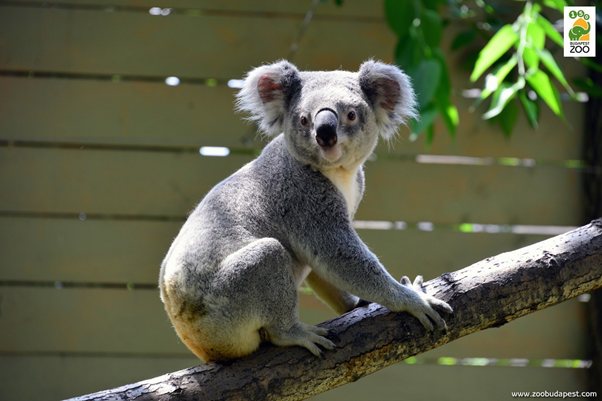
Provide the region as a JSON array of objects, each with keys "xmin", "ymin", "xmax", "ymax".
[{"xmin": 159, "ymin": 60, "xmax": 452, "ymax": 362}]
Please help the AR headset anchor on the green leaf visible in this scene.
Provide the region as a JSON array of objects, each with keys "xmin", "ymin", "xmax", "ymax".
[
  {"xmin": 580, "ymin": 58, "xmax": 602, "ymax": 73},
  {"xmin": 432, "ymin": 49, "xmax": 450, "ymax": 97},
  {"xmin": 497, "ymin": 98, "xmax": 519, "ymax": 137},
  {"xmin": 410, "ymin": 59, "xmax": 442, "ymax": 109},
  {"xmin": 452, "ymin": 29, "xmax": 476, "ymax": 50},
  {"xmin": 519, "ymin": 91, "xmax": 539, "ymax": 128},
  {"xmin": 536, "ymin": 15, "xmax": 563, "ymax": 47},
  {"xmin": 395, "ymin": 28, "xmax": 422, "ymax": 72},
  {"xmin": 470, "ymin": 24, "xmax": 519, "ymax": 82},
  {"xmin": 526, "ymin": 69, "xmax": 563, "ymax": 116},
  {"xmin": 523, "ymin": 22, "xmax": 546, "ymax": 69},
  {"xmin": 537, "ymin": 48, "xmax": 573, "ymax": 94},
  {"xmin": 410, "ymin": 103, "xmax": 438, "ymax": 137},
  {"xmin": 529, "ymin": 3, "xmax": 543, "ymax": 17},
  {"xmin": 478, "ymin": 55, "xmax": 518, "ymax": 102},
  {"xmin": 432, "ymin": 49, "xmax": 458, "ymax": 137},
  {"xmin": 384, "ymin": 0, "xmax": 420, "ymax": 38},
  {"xmin": 436, "ymin": 100, "xmax": 459, "ymax": 138},
  {"xmin": 460, "ymin": 50, "xmax": 479, "ymax": 71},
  {"xmin": 482, "ymin": 78, "xmax": 525, "ymax": 120},
  {"xmin": 573, "ymin": 77, "xmax": 602, "ymax": 98},
  {"xmin": 421, "ymin": 9, "xmax": 443, "ymax": 48},
  {"xmin": 426, "ymin": 120, "xmax": 435, "ymax": 146},
  {"xmin": 422, "ymin": 0, "xmax": 442, "ymax": 11},
  {"xmin": 542, "ymin": 0, "xmax": 567, "ymax": 11}
]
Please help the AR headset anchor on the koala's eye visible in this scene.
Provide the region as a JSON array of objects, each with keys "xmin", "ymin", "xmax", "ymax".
[
  {"xmin": 347, "ymin": 111, "xmax": 357, "ymax": 122},
  {"xmin": 300, "ymin": 116, "xmax": 309, "ymax": 126}
]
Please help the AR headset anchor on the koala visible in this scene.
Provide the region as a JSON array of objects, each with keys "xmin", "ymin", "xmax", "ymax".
[{"xmin": 159, "ymin": 60, "xmax": 453, "ymax": 362}]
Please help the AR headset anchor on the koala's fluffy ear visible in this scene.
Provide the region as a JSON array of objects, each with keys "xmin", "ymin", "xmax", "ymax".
[
  {"xmin": 358, "ymin": 60, "xmax": 417, "ymax": 140},
  {"xmin": 236, "ymin": 60, "xmax": 301, "ymax": 136}
]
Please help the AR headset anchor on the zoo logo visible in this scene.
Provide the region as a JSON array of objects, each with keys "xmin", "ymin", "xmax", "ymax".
[
  {"xmin": 568, "ymin": 10, "xmax": 591, "ymax": 42},
  {"xmin": 564, "ymin": 6, "xmax": 596, "ymax": 57}
]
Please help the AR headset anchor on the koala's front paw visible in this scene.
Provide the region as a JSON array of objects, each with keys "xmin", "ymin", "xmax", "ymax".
[{"xmin": 400, "ymin": 275, "xmax": 453, "ymax": 331}]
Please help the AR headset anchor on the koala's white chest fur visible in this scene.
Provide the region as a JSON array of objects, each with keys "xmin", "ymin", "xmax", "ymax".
[{"xmin": 321, "ymin": 166, "xmax": 360, "ymax": 218}]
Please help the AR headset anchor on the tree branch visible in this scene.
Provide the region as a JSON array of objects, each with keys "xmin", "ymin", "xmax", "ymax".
[{"xmin": 67, "ymin": 219, "xmax": 602, "ymax": 401}]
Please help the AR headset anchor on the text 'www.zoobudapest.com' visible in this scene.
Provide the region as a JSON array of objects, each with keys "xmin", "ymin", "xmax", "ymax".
[{"xmin": 511, "ymin": 391, "xmax": 597, "ymax": 398}]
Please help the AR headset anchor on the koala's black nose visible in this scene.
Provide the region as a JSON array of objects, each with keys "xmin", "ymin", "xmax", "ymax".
[{"xmin": 314, "ymin": 109, "xmax": 338, "ymax": 148}]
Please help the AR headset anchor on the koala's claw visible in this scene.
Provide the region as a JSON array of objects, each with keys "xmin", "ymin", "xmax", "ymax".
[
  {"xmin": 267, "ymin": 322, "xmax": 336, "ymax": 358},
  {"xmin": 401, "ymin": 275, "xmax": 426, "ymax": 293},
  {"xmin": 307, "ymin": 335, "xmax": 336, "ymax": 358},
  {"xmin": 400, "ymin": 275, "xmax": 453, "ymax": 331},
  {"xmin": 302, "ymin": 325, "xmax": 336, "ymax": 356}
]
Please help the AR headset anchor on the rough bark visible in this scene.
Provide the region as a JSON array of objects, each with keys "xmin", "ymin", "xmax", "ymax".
[{"xmin": 66, "ymin": 219, "xmax": 602, "ymax": 401}]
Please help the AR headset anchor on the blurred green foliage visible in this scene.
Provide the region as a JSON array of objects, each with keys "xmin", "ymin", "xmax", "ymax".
[{"xmin": 383, "ymin": 0, "xmax": 602, "ymax": 143}]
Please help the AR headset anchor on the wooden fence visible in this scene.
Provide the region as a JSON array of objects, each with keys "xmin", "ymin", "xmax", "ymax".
[{"xmin": 0, "ymin": 1, "xmax": 592, "ymax": 399}]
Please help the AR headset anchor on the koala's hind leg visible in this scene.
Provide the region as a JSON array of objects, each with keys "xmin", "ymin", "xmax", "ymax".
[
  {"xmin": 232, "ymin": 238, "xmax": 336, "ymax": 358},
  {"xmin": 183, "ymin": 238, "xmax": 334, "ymax": 360}
]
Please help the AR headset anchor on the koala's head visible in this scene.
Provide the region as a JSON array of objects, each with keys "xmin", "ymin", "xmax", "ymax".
[{"xmin": 236, "ymin": 60, "xmax": 416, "ymax": 171}]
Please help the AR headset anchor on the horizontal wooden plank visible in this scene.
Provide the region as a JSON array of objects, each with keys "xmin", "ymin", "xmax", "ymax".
[
  {"xmin": 0, "ymin": 353, "xmax": 198, "ymax": 401},
  {"xmin": 0, "ymin": 287, "xmax": 587, "ymax": 359},
  {"xmin": 0, "ymin": 287, "xmax": 188, "ymax": 354},
  {"xmin": 3, "ymin": 0, "xmax": 387, "ymax": 19},
  {"xmin": 0, "ymin": 217, "xmax": 553, "ymax": 283},
  {"xmin": 361, "ymin": 157, "xmax": 581, "ymax": 225},
  {"xmin": 0, "ymin": 71, "xmax": 584, "ymax": 160},
  {"xmin": 0, "ymin": 6, "xmax": 395, "ymax": 78},
  {"xmin": 356, "ymin": 229, "xmax": 552, "ymax": 281},
  {"xmin": 0, "ymin": 76, "xmax": 254, "ymax": 149},
  {"xmin": 0, "ymin": 355, "xmax": 588, "ymax": 401},
  {"xmin": 0, "ymin": 217, "xmax": 181, "ymax": 283},
  {"xmin": 423, "ymin": 298, "xmax": 587, "ymax": 360},
  {"xmin": 0, "ymin": 147, "xmax": 581, "ymax": 225},
  {"xmin": 0, "ymin": 287, "xmax": 324, "ymax": 354},
  {"xmin": 0, "ymin": 7, "xmax": 292, "ymax": 78},
  {"xmin": 0, "ymin": 147, "xmax": 255, "ymax": 217},
  {"xmin": 312, "ymin": 363, "xmax": 589, "ymax": 401},
  {"xmin": 385, "ymin": 91, "xmax": 585, "ymax": 160},
  {"xmin": 0, "ymin": 286, "xmax": 335, "ymax": 355}
]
